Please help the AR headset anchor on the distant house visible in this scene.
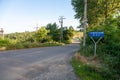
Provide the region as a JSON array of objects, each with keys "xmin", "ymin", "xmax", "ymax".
[
  {"xmin": 73, "ymin": 32, "xmax": 83, "ymax": 39},
  {"xmin": 72, "ymin": 32, "xmax": 83, "ymax": 43}
]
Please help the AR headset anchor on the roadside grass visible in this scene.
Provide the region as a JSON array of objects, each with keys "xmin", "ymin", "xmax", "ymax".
[
  {"xmin": 71, "ymin": 51, "xmax": 116, "ymax": 80},
  {"xmin": 4, "ymin": 41, "xmax": 64, "ymax": 50},
  {"xmin": 0, "ymin": 38, "xmax": 65, "ymax": 51},
  {"xmin": 71, "ymin": 57, "xmax": 104, "ymax": 80},
  {"xmin": 77, "ymin": 44, "xmax": 119, "ymax": 80},
  {"xmin": 40, "ymin": 42, "xmax": 64, "ymax": 47}
]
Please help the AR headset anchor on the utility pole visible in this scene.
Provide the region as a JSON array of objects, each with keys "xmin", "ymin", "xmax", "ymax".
[
  {"xmin": 34, "ymin": 24, "xmax": 39, "ymax": 32},
  {"xmin": 0, "ymin": 28, "xmax": 4, "ymax": 40},
  {"xmin": 83, "ymin": 0, "xmax": 87, "ymax": 46},
  {"xmin": 59, "ymin": 16, "xmax": 65, "ymax": 43}
]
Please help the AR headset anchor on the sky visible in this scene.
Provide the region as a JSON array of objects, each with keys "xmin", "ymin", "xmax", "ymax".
[{"xmin": 0, "ymin": 0, "xmax": 79, "ymax": 33}]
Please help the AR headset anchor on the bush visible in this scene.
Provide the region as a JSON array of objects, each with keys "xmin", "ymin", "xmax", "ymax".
[
  {"xmin": 40, "ymin": 41, "xmax": 64, "ymax": 47},
  {"xmin": 0, "ymin": 38, "xmax": 10, "ymax": 47},
  {"xmin": 71, "ymin": 58, "xmax": 104, "ymax": 80},
  {"xmin": 79, "ymin": 17, "xmax": 120, "ymax": 79}
]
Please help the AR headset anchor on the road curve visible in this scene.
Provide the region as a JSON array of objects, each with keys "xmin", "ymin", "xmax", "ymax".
[{"xmin": 0, "ymin": 44, "xmax": 79, "ymax": 80}]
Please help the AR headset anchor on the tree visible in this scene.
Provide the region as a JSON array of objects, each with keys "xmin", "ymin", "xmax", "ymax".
[
  {"xmin": 63, "ymin": 26, "xmax": 74, "ymax": 43},
  {"xmin": 34, "ymin": 27, "xmax": 49, "ymax": 43},
  {"xmin": 52, "ymin": 29, "xmax": 61, "ymax": 42},
  {"xmin": 72, "ymin": 0, "xmax": 120, "ymax": 79},
  {"xmin": 71, "ymin": 0, "xmax": 120, "ymax": 26},
  {"xmin": 46, "ymin": 23, "xmax": 60, "ymax": 42},
  {"xmin": 69, "ymin": 26, "xmax": 74, "ymax": 31},
  {"xmin": 5, "ymin": 31, "xmax": 35, "ymax": 43},
  {"xmin": 46, "ymin": 23, "xmax": 58, "ymax": 35}
]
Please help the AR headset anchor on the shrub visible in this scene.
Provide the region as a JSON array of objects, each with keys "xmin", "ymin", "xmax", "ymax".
[
  {"xmin": 0, "ymin": 38, "xmax": 10, "ymax": 47},
  {"xmin": 79, "ymin": 16, "xmax": 120, "ymax": 79}
]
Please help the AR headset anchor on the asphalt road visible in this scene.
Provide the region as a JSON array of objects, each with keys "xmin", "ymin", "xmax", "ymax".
[{"xmin": 0, "ymin": 44, "xmax": 79, "ymax": 80}]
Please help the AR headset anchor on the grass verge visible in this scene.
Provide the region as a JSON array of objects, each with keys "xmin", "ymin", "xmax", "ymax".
[
  {"xmin": 6, "ymin": 42, "xmax": 64, "ymax": 50},
  {"xmin": 71, "ymin": 53, "xmax": 116, "ymax": 80},
  {"xmin": 71, "ymin": 57, "xmax": 104, "ymax": 80}
]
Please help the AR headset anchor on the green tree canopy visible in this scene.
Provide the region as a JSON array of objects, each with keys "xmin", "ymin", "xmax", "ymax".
[
  {"xmin": 46, "ymin": 23, "xmax": 58, "ymax": 31},
  {"xmin": 46, "ymin": 23, "xmax": 60, "ymax": 42},
  {"xmin": 46, "ymin": 23, "xmax": 58, "ymax": 35},
  {"xmin": 71, "ymin": 0, "xmax": 120, "ymax": 26},
  {"xmin": 34, "ymin": 27, "xmax": 49, "ymax": 42},
  {"xmin": 63, "ymin": 26, "xmax": 74, "ymax": 43},
  {"xmin": 5, "ymin": 31, "xmax": 35, "ymax": 42}
]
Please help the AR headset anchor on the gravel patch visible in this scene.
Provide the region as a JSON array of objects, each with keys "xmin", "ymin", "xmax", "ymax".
[{"xmin": 18, "ymin": 55, "xmax": 79, "ymax": 80}]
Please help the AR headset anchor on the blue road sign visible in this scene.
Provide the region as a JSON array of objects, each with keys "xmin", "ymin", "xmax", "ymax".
[{"xmin": 89, "ymin": 32, "xmax": 104, "ymax": 37}]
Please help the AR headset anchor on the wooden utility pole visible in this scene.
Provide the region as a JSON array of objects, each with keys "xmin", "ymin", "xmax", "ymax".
[
  {"xmin": 59, "ymin": 16, "xmax": 65, "ymax": 42},
  {"xmin": 83, "ymin": 0, "xmax": 87, "ymax": 46}
]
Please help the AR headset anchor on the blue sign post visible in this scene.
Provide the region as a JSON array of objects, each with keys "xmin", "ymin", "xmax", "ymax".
[{"xmin": 89, "ymin": 32, "xmax": 104, "ymax": 56}]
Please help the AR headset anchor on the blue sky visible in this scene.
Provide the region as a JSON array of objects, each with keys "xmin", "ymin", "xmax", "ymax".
[{"xmin": 0, "ymin": 0, "xmax": 79, "ymax": 33}]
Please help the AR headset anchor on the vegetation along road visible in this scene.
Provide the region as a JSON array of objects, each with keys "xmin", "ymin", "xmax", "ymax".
[{"xmin": 0, "ymin": 44, "xmax": 79, "ymax": 80}]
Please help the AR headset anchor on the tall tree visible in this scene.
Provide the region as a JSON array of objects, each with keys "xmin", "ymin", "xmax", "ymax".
[
  {"xmin": 63, "ymin": 26, "xmax": 74, "ymax": 43},
  {"xmin": 71, "ymin": 0, "xmax": 120, "ymax": 26},
  {"xmin": 46, "ymin": 23, "xmax": 58, "ymax": 35},
  {"xmin": 46, "ymin": 23, "xmax": 60, "ymax": 42}
]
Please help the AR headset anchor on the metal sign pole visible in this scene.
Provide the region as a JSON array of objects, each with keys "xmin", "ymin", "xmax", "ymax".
[
  {"xmin": 89, "ymin": 32, "xmax": 104, "ymax": 56},
  {"xmin": 95, "ymin": 43, "xmax": 97, "ymax": 56},
  {"xmin": 90, "ymin": 37, "xmax": 102, "ymax": 56}
]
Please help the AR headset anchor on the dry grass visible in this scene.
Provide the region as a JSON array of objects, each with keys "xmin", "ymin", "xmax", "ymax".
[
  {"xmin": 71, "ymin": 53, "xmax": 104, "ymax": 80},
  {"xmin": 74, "ymin": 53, "xmax": 101, "ymax": 67},
  {"xmin": 0, "ymin": 47, "xmax": 6, "ymax": 51}
]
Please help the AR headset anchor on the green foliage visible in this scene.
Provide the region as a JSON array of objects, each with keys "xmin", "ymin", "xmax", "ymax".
[
  {"xmin": 40, "ymin": 41, "xmax": 64, "ymax": 47},
  {"xmin": 71, "ymin": 56, "xmax": 119, "ymax": 80},
  {"xmin": 46, "ymin": 23, "xmax": 75, "ymax": 43},
  {"xmin": 46, "ymin": 23, "xmax": 58, "ymax": 35},
  {"xmin": 72, "ymin": 0, "xmax": 120, "ymax": 79},
  {"xmin": 79, "ymin": 16, "xmax": 120, "ymax": 79},
  {"xmin": 6, "ymin": 41, "xmax": 64, "ymax": 50},
  {"xmin": 71, "ymin": 58, "xmax": 104, "ymax": 80},
  {"xmin": 0, "ymin": 38, "xmax": 11, "ymax": 47},
  {"xmin": 52, "ymin": 29, "xmax": 61, "ymax": 42},
  {"xmin": 34, "ymin": 27, "xmax": 49, "ymax": 43},
  {"xmin": 3, "ymin": 28, "xmax": 64, "ymax": 50},
  {"xmin": 80, "ymin": 44, "xmax": 94, "ymax": 56},
  {"xmin": 5, "ymin": 31, "xmax": 35, "ymax": 42},
  {"xmin": 46, "ymin": 23, "xmax": 60, "ymax": 42},
  {"xmin": 2, "ymin": 23, "xmax": 74, "ymax": 50},
  {"xmin": 71, "ymin": 0, "xmax": 120, "ymax": 26},
  {"xmin": 63, "ymin": 27, "xmax": 74, "ymax": 43}
]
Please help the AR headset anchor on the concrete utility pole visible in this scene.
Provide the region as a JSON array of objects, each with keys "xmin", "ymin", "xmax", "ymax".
[
  {"xmin": 83, "ymin": 0, "xmax": 87, "ymax": 46},
  {"xmin": 34, "ymin": 24, "xmax": 39, "ymax": 32},
  {"xmin": 59, "ymin": 16, "xmax": 65, "ymax": 42},
  {"xmin": 0, "ymin": 28, "xmax": 4, "ymax": 40}
]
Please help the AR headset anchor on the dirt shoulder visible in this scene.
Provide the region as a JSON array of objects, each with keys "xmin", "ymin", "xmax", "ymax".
[{"xmin": 3, "ymin": 54, "xmax": 78, "ymax": 80}]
